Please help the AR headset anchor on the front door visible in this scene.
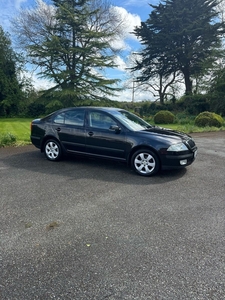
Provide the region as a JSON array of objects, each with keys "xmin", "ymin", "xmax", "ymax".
[{"xmin": 85, "ymin": 110, "xmax": 128, "ymax": 160}]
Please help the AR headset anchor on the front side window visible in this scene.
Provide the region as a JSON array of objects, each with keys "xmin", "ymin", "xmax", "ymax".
[
  {"xmin": 111, "ymin": 110, "xmax": 152, "ymax": 131},
  {"xmin": 89, "ymin": 111, "xmax": 117, "ymax": 129}
]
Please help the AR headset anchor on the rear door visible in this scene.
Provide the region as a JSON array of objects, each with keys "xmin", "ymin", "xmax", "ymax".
[{"xmin": 52, "ymin": 108, "xmax": 86, "ymax": 153}]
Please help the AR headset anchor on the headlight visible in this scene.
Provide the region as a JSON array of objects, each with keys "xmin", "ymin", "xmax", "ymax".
[{"xmin": 167, "ymin": 143, "xmax": 188, "ymax": 152}]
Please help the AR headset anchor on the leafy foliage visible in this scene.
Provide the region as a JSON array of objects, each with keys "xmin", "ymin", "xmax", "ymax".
[
  {"xmin": 0, "ymin": 132, "xmax": 17, "ymax": 147},
  {"xmin": 208, "ymin": 66, "xmax": 225, "ymax": 115},
  {"xmin": 0, "ymin": 26, "xmax": 24, "ymax": 116},
  {"xmin": 154, "ymin": 110, "xmax": 175, "ymax": 124},
  {"xmin": 177, "ymin": 95, "xmax": 210, "ymax": 115},
  {"xmin": 195, "ymin": 111, "xmax": 224, "ymax": 127},
  {"xmin": 133, "ymin": 0, "xmax": 225, "ymax": 98},
  {"xmin": 13, "ymin": 0, "xmax": 123, "ymax": 107}
]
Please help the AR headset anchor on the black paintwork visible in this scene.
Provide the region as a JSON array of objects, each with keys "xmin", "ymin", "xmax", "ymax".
[{"xmin": 30, "ymin": 107, "xmax": 197, "ymax": 170}]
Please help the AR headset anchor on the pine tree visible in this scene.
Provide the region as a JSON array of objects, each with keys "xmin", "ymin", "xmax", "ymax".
[
  {"xmin": 14, "ymin": 0, "xmax": 121, "ymax": 108},
  {"xmin": 0, "ymin": 26, "xmax": 23, "ymax": 116},
  {"xmin": 134, "ymin": 0, "xmax": 225, "ymax": 96}
]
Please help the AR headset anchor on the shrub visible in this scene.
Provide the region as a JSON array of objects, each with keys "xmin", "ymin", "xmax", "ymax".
[
  {"xmin": 194, "ymin": 111, "xmax": 224, "ymax": 127},
  {"xmin": 0, "ymin": 133, "xmax": 17, "ymax": 147},
  {"xmin": 177, "ymin": 95, "xmax": 210, "ymax": 115},
  {"xmin": 27, "ymin": 103, "xmax": 46, "ymax": 117},
  {"xmin": 209, "ymin": 94, "xmax": 225, "ymax": 117},
  {"xmin": 153, "ymin": 110, "xmax": 175, "ymax": 124}
]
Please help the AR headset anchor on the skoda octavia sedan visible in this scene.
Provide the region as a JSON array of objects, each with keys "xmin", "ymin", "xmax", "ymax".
[{"xmin": 30, "ymin": 107, "xmax": 197, "ymax": 176}]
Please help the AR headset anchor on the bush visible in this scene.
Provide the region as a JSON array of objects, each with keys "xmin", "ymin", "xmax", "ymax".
[
  {"xmin": 175, "ymin": 112, "xmax": 195, "ymax": 125},
  {"xmin": 209, "ymin": 94, "xmax": 225, "ymax": 117},
  {"xmin": 153, "ymin": 110, "xmax": 175, "ymax": 124},
  {"xmin": 27, "ymin": 103, "xmax": 46, "ymax": 117},
  {"xmin": 0, "ymin": 133, "xmax": 17, "ymax": 147},
  {"xmin": 194, "ymin": 111, "xmax": 224, "ymax": 128},
  {"xmin": 177, "ymin": 95, "xmax": 210, "ymax": 115}
]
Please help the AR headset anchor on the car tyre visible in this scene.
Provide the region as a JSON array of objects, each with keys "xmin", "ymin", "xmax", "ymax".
[
  {"xmin": 131, "ymin": 149, "xmax": 160, "ymax": 176},
  {"xmin": 44, "ymin": 139, "xmax": 62, "ymax": 161}
]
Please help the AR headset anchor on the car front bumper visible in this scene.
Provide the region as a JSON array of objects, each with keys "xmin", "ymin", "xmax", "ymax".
[{"xmin": 161, "ymin": 149, "xmax": 197, "ymax": 170}]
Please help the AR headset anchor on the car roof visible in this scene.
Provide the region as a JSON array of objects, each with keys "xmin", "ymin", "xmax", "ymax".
[
  {"xmin": 42, "ymin": 107, "xmax": 125, "ymax": 120},
  {"xmin": 56, "ymin": 106, "xmax": 123, "ymax": 113}
]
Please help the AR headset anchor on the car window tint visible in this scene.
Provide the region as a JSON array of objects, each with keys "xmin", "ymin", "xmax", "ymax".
[
  {"xmin": 64, "ymin": 110, "xmax": 85, "ymax": 126},
  {"xmin": 89, "ymin": 112, "xmax": 117, "ymax": 129},
  {"xmin": 53, "ymin": 113, "xmax": 65, "ymax": 124}
]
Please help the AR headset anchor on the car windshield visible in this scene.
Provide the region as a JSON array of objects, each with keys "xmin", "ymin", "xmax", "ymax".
[{"xmin": 111, "ymin": 110, "xmax": 153, "ymax": 131}]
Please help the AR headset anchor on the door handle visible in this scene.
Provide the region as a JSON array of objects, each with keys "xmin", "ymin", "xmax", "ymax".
[
  {"xmin": 55, "ymin": 127, "xmax": 61, "ymax": 132},
  {"xmin": 88, "ymin": 131, "xmax": 94, "ymax": 136}
]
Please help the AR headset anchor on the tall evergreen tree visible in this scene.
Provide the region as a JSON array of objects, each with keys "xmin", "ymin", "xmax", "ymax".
[
  {"xmin": 133, "ymin": 0, "xmax": 225, "ymax": 96},
  {"xmin": 13, "ymin": 0, "xmax": 122, "ymax": 108},
  {"xmin": 0, "ymin": 26, "xmax": 23, "ymax": 116},
  {"xmin": 208, "ymin": 64, "xmax": 225, "ymax": 114}
]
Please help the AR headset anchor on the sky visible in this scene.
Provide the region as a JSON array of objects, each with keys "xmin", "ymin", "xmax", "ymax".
[{"xmin": 0, "ymin": 0, "xmax": 157, "ymax": 102}]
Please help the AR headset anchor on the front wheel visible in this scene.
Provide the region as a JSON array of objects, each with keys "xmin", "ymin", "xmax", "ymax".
[
  {"xmin": 131, "ymin": 149, "xmax": 160, "ymax": 176},
  {"xmin": 44, "ymin": 139, "xmax": 62, "ymax": 161}
]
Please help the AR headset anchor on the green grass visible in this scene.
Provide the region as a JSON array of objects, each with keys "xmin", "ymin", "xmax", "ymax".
[
  {"xmin": 0, "ymin": 118, "xmax": 32, "ymax": 146},
  {"xmin": 156, "ymin": 123, "xmax": 225, "ymax": 133},
  {"xmin": 0, "ymin": 117, "xmax": 225, "ymax": 147},
  {"xmin": 144, "ymin": 116, "xmax": 225, "ymax": 133}
]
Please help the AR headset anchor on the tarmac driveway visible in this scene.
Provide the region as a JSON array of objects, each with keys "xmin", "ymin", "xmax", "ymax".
[{"xmin": 0, "ymin": 131, "xmax": 225, "ymax": 299}]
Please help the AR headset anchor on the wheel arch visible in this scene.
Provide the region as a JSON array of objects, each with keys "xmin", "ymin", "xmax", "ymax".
[{"xmin": 41, "ymin": 135, "xmax": 62, "ymax": 152}]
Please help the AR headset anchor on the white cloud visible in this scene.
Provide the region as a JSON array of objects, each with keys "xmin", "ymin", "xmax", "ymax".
[
  {"xmin": 114, "ymin": 56, "xmax": 127, "ymax": 71},
  {"xmin": 123, "ymin": 0, "xmax": 148, "ymax": 7},
  {"xmin": 0, "ymin": 0, "xmax": 28, "ymax": 30},
  {"xmin": 22, "ymin": 69, "xmax": 55, "ymax": 91},
  {"xmin": 31, "ymin": 74, "xmax": 55, "ymax": 91},
  {"xmin": 112, "ymin": 6, "xmax": 141, "ymax": 40},
  {"xmin": 123, "ymin": 0, "xmax": 157, "ymax": 7},
  {"xmin": 112, "ymin": 86, "xmax": 152, "ymax": 102},
  {"xmin": 109, "ymin": 6, "xmax": 141, "ymax": 51}
]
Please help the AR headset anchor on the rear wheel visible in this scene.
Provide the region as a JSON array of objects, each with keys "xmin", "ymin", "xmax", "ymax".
[
  {"xmin": 44, "ymin": 139, "xmax": 62, "ymax": 161},
  {"xmin": 131, "ymin": 149, "xmax": 160, "ymax": 176}
]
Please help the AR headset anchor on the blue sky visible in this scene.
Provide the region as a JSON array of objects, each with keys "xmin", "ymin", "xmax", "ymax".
[
  {"xmin": 0, "ymin": 0, "xmax": 153, "ymax": 29},
  {"xmin": 0, "ymin": 0, "xmax": 157, "ymax": 101}
]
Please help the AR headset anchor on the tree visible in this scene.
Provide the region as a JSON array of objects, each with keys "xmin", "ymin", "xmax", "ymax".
[
  {"xmin": 133, "ymin": 0, "xmax": 225, "ymax": 97},
  {"xmin": 0, "ymin": 26, "xmax": 24, "ymax": 116},
  {"xmin": 127, "ymin": 52, "xmax": 182, "ymax": 104},
  {"xmin": 216, "ymin": 0, "xmax": 225, "ymax": 22},
  {"xmin": 13, "ymin": 0, "xmax": 125, "ymax": 108},
  {"xmin": 207, "ymin": 60, "xmax": 225, "ymax": 115}
]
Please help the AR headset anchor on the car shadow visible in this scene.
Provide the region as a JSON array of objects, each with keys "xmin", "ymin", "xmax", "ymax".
[{"xmin": 1, "ymin": 147, "xmax": 188, "ymax": 185}]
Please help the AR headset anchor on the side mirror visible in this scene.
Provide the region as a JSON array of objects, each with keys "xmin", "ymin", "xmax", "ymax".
[{"xmin": 109, "ymin": 125, "xmax": 121, "ymax": 133}]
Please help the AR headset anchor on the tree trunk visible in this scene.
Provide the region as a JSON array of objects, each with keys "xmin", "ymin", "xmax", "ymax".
[
  {"xmin": 159, "ymin": 92, "xmax": 164, "ymax": 105},
  {"xmin": 183, "ymin": 68, "xmax": 193, "ymax": 95},
  {"xmin": 159, "ymin": 74, "xmax": 164, "ymax": 105}
]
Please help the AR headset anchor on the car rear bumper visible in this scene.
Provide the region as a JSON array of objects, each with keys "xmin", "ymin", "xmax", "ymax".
[{"xmin": 30, "ymin": 135, "xmax": 41, "ymax": 149}]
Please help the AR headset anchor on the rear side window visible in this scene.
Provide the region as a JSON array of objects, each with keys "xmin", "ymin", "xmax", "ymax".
[
  {"xmin": 53, "ymin": 109, "xmax": 85, "ymax": 126},
  {"xmin": 65, "ymin": 110, "xmax": 85, "ymax": 126},
  {"xmin": 54, "ymin": 113, "xmax": 65, "ymax": 124}
]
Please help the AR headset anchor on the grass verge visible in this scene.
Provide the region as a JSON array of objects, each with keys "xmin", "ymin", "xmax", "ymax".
[
  {"xmin": 156, "ymin": 123, "xmax": 225, "ymax": 133},
  {"xmin": 0, "ymin": 118, "xmax": 32, "ymax": 147}
]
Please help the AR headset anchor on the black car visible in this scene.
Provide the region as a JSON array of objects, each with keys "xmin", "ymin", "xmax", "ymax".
[{"xmin": 30, "ymin": 107, "xmax": 197, "ymax": 176}]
